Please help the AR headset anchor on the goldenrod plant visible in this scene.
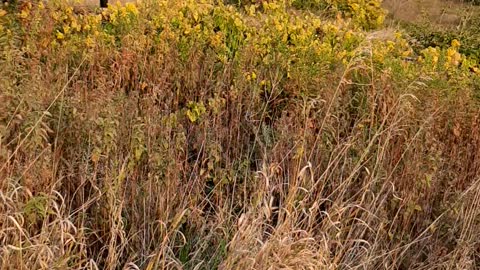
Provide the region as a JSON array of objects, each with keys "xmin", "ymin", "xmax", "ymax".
[{"xmin": 0, "ymin": 0, "xmax": 479, "ymax": 269}]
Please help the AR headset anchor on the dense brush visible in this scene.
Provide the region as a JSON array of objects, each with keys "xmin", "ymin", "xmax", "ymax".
[{"xmin": 0, "ymin": 0, "xmax": 479, "ymax": 269}]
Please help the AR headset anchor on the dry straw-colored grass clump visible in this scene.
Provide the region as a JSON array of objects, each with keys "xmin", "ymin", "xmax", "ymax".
[{"xmin": 1, "ymin": 0, "xmax": 480, "ymax": 269}]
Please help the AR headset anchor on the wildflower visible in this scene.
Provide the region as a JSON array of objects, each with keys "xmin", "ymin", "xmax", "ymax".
[
  {"xmin": 234, "ymin": 17, "xmax": 243, "ymax": 28},
  {"xmin": 275, "ymin": 22, "xmax": 283, "ymax": 32},
  {"xmin": 386, "ymin": 41, "xmax": 395, "ymax": 51},
  {"xmin": 56, "ymin": 31, "xmax": 65, "ymax": 40},
  {"xmin": 110, "ymin": 13, "xmax": 117, "ymax": 24},
  {"xmin": 85, "ymin": 37, "xmax": 95, "ymax": 48},
  {"xmin": 422, "ymin": 47, "xmax": 440, "ymax": 67},
  {"xmin": 210, "ymin": 33, "xmax": 223, "ymax": 48},
  {"xmin": 71, "ymin": 20, "xmax": 81, "ymax": 32},
  {"xmin": 63, "ymin": 25, "xmax": 71, "ymax": 35},
  {"xmin": 375, "ymin": 14, "xmax": 385, "ymax": 26},
  {"xmin": 125, "ymin": 3, "xmax": 139, "ymax": 16},
  {"xmin": 344, "ymin": 30, "xmax": 353, "ymax": 41},
  {"xmin": 52, "ymin": 11, "xmax": 61, "ymax": 21},
  {"xmin": 0, "ymin": 9, "xmax": 6, "ymax": 17},
  {"xmin": 451, "ymin": 39, "xmax": 460, "ymax": 49},
  {"xmin": 446, "ymin": 47, "xmax": 461, "ymax": 67},
  {"xmin": 350, "ymin": 3, "xmax": 360, "ymax": 12},
  {"xmin": 120, "ymin": 7, "xmax": 127, "ymax": 17},
  {"xmin": 312, "ymin": 18, "xmax": 321, "ymax": 29},
  {"xmin": 246, "ymin": 5, "xmax": 256, "ymax": 16},
  {"xmin": 183, "ymin": 24, "xmax": 191, "ymax": 35},
  {"xmin": 19, "ymin": 9, "xmax": 29, "ymax": 19}
]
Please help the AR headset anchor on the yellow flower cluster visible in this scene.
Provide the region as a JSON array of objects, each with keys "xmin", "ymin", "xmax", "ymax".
[
  {"xmin": 418, "ymin": 39, "xmax": 467, "ymax": 72},
  {"xmin": 292, "ymin": 0, "xmax": 385, "ymax": 30},
  {"xmin": 1, "ymin": 0, "xmax": 475, "ymax": 91},
  {"xmin": 445, "ymin": 39, "xmax": 462, "ymax": 68},
  {"xmin": 104, "ymin": 2, "xmax": 139, "ymax": 26},
  {"xmin": 419, "ymin": 47, "xmax": 440, "ymax": 67}
]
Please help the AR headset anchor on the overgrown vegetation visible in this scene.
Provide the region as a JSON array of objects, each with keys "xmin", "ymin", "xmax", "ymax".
[
  {"xmin": 383, "ymin": 0, "xmax": 480, "ymax": 61},
  {"xmin": 403, "ymin": 18, "xmax": 480, "ymax": 61},
  {"xmin": 0, "ymin": 0, "xmax": 479, "ymax": 269}
]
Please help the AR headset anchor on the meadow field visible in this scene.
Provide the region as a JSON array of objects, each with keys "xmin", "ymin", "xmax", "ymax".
[{"xmin": 1, "ymin": 0, "xmax": 479, "ymax": 269}]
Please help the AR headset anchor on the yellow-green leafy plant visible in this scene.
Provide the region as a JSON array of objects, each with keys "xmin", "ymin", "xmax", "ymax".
[{"xmin": 1, "ymin": 0, "xmax": 480, "ymax": 269}]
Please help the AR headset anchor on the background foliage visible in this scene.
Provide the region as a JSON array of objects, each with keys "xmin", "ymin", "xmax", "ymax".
[{"xmin": 1, "ymin": 0, "xmax": 479, "ymax": 269}]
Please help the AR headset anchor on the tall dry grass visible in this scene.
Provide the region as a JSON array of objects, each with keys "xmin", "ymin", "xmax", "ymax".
[{"xmin": 1, "ymin": 0, "xmax": 479, "ymax": 269}]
